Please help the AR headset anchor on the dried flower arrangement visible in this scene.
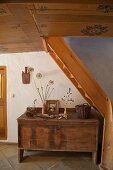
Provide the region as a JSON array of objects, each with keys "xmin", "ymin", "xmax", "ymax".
[
  {"xmin": 61, "ymin": 88, "xmax": 74, "ymax": 119},
  {"xmin": 34, "ymin": 72, "xmax": 54, "ymax": 116}
]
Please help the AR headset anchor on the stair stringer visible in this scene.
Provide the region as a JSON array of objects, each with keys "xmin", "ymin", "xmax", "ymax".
[{"xmin": 45, "ymin": 37, "xmax": 113, "ymax": 170}]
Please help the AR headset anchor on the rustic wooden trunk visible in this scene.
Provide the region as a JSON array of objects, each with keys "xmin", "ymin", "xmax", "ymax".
[{"xmin": 17, "ymin": 113, "xmax": 99, "ymax": 163}]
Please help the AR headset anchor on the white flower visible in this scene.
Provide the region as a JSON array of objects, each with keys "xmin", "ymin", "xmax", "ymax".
[
  {"xmin": 48, "ymin": 80, "xmax": 54, "ymax": 85},
  {"xmin": 36, "ymin": 73, "xmax": 42, "ymax": 79},
  {"xmin": 62, "ymin": 88, "xmax": 74, "ymax": 107},
  {"xmin": 34, "ymin": 72, "xmax": 54, "ymax": 105},
  {"xmin": 27, "ymin": 67, "xmax": 34, "ymax": 73}
]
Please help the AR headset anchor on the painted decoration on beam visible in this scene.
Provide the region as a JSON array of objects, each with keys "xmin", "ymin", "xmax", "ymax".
[
  {"xmin": 0, "ymin": 5, "xmax": 11, "ymax": 16},
  {"xmin": 97, "ymin": 4, "xmax": 113, "ymax": 13},
  {"xmin": 0, "ymin": 8, "xmax": 7, "ymax": 15},
  {"xmin": 81, "ymin": 24, "xmax": 108, "ymax": 36},
  {"xmin": 38, "ymin": 6, "xmax": 48, "ymax": 12}
]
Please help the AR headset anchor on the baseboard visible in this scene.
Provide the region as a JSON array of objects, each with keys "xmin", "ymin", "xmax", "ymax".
[{"xmin": 0, "ymin": 142, "xmax": 18, "ymax": 145}]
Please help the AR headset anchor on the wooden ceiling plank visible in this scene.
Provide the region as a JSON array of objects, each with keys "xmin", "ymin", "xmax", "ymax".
[
  {"xmin": 34, "ymin": 3, "xmax": 113, "ymax": 16},
  {"xmin": 37, "ymin": 22, "xmax": 113, "ymax": 37},
  {"xmin": 36, "ymin": 14, "xmax": 113, "ymax": 23},
  {"xmin": 0, "ymin": 41, "xmax": 43, "ymax": 53},
  {"xmin": 0, "ymin": 3, "xmax": 44, "ymax": 52}
]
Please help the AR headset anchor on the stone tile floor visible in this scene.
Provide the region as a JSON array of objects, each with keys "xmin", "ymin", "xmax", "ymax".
[{"xmin": 0, "ymin": 143, "xmax": 100, "ymax": 170}]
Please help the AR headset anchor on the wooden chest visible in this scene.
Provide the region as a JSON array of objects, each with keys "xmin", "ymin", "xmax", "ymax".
[{"xmin": 17, "ymin": 113, "xmax": 99, "ymax": 163}]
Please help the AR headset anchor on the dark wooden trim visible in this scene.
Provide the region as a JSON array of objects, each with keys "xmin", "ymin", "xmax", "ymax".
[{"xmin": 0, "ymin": 0, "xmax": 113, "ymax": 4}]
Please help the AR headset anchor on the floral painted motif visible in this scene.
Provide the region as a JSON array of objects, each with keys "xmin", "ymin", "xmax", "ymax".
[
  {"xmin": 81, "ymin": 24, "xmax": 108, "ymax": 36},
  {"xmin": 97, "ymin": 4, "xmax": 113, "ymax": 13}
]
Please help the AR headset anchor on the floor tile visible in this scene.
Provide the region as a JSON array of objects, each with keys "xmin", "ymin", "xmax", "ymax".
[
  {"xmin": 1, "ymin": 145, "xmax": 18, "ymax": 158},
  {"xmin": 8, "ymin": 154, "xmax": 18, "ymax": 167},
  {"xmin": 0, "ymin": 159, "xmax": 13, "ymax": 170},
  {"xmin": 63, "ymin": 155, "xmax": 99, "ymax": 170},
  {"xmin": 0, "ymin": 144, "xmax": 9, "ymax": 151},
  {"xmin": 0, "ymin": 144, "xmax": 100, "ymax": 170},
  {"xmin": 33, "ymin": 156, "xmax": 64, "ymax": 170},
  {"xmin": 47, "ymin": 161, "xmax": 72, "ymax": 170},
  {"xmin": 23, "ymin": 151, "xmax": 65, "ymax": 170},
  {"xmin": 0, "ymin": 151, "xmax": 6, "ymax": 160},
  {"xmin": 14, "ymin": 162, "xmax": 42, "ymax": 170}
]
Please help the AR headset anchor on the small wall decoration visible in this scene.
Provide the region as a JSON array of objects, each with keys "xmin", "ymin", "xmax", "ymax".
[
  {"xmin": 97, "ymin": 4, "xmax": 113, "ymax": 13},
  {"xmin": 81, "ymin": 24, "xmax": 108, "ymax": 36},
  {"xmin": 46, "ymin": 100, "xmax": 59, "ymax": 115},
  {"xmin": 22, "ymin": 67, "xmax": 30, "ymax": 84},
  {"xmin": 22, "ymin": 67, "xmax": 34, "ymax": 84}
]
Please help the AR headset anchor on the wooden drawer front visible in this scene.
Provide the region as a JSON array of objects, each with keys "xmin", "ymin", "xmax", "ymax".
[
  {"xmin": 65, "ymin": 127, "xmax": 97, "ymax": 152},
  {"xmin": 19, "ymin": 126, "xmax": 67, "ymax": 150},
  {"xmin": 35, "ymin": 126, "xmax": 66, "ymax": 150},
  {"xmin": 35, "ymin": 127, "xmax": 49, "ymax": 149},
  {"xmin": 18, "ymin": 122, "xmax": 98, "ymax": 151},
  {"xmin": 18, "ymin": 127, "xmax": 32, "ymax": 148}
]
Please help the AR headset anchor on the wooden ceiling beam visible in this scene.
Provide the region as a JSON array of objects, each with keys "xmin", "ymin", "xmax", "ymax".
[
  {"xmin": 33, "ymin": 3, "xmax": 113, "ymax": 16},
  {"xmin": 36, "ymin": 14, "xmax": 113, "ymax": 23},
  {"xmin": 0, "ymin": 2, "xmax": 113, "ymax": 51},
  {"xmin": 0, "ymin": 41, "xmax": 43, "ymax": 53},
  {"xmin": 36, "ymin": 22, "xmax": 113, "ymax": 37},
  {"xmin": 32, "ymin": 5, "xmax": 113, "ymax": 37}
]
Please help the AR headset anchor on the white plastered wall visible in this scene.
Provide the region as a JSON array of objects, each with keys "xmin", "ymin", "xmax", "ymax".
[{"xmin": 0, "ymin": 51, "xmax": 86, "ymax": 142}]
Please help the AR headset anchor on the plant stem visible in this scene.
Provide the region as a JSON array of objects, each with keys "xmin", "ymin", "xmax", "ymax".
[
  {"xmin": 46, "ymin": 86, "xmax": 50, "ymax": 99},
  {"xmin": 33, "ymin": 78, "xmax": 43, "ymax": 104},
  {"xmin": 37, "ymin": 88, "xmax": 44, "ymax": 104},
  {"xmin": 48, "ymin": 88, "xmax": 54, "ymax": 99},
  {"xmin": 41, "ymin": 86, "xmax": 45, "ymax": 103},
  {"xmin": 45, "ymin": 84, "xmax": 48, "ymax": 100}
]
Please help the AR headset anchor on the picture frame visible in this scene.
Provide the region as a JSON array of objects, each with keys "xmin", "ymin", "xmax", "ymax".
[{"xmin": 46, "ymin": 100, "xmax": 59, "ymax": 115}]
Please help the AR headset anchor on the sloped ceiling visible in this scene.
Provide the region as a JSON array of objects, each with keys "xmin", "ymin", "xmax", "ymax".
[
  {"xmin": 0, "ymin": 1, "xmax": 113, "ymax": 53},
  {"xmin": 65, "ymin": 38, "xmax": 113, "ymax": 102}
]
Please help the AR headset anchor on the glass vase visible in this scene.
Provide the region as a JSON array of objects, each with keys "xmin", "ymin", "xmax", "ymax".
[{"xmin": 63, "ymin": 106, "xmax": 68, "ymax": 119}]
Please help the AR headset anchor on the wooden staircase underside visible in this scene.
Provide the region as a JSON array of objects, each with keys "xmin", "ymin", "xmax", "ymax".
[{"xmin": 44, "ymin": 37, "xmax": 113, "ymax": 170}]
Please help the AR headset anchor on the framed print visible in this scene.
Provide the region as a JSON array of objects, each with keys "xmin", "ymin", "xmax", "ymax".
[{"xmin": 46, "ymin": 100, "xmax": 59, "ymax": 115}]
